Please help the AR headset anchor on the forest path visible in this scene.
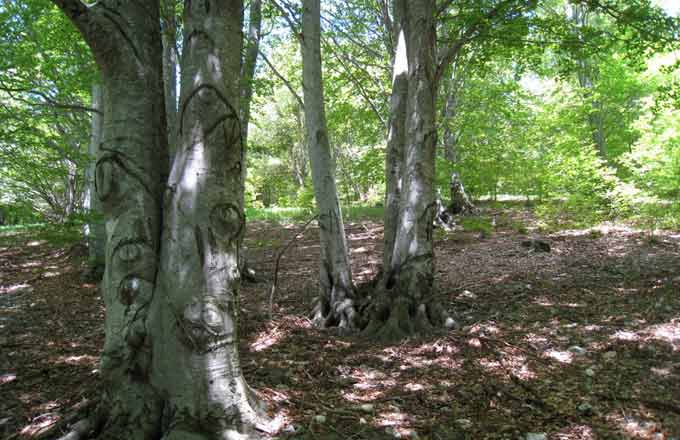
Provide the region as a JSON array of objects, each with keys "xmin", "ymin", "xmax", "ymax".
[{"xmin": 1, "ymin": 210, "xmax": 680, "ymax": 439}]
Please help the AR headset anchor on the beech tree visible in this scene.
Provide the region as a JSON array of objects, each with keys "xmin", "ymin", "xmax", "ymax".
[
  {"xmin": 301, "ymin": 0, "xmax": 357, "ymax": 329},
  {"xmin": 84, "ymin": 84, "xmax": 105, "ymax": 274},
  {"xmin": 52, "ymin": 1, "xmax": 268, "ymax": 438},
  {"xmin": 362, "ymin": 0, "xmax": 454, "ymax": 340}
]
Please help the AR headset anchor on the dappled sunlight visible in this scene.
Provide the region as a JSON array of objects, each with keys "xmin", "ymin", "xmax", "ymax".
[
  {"xmin": 53, "ymin": 354, "xmax": 99, "ymax": 367},
  {"xmin": 478, "ymin": 352, "xmax": 536, "ymax": 380},
  {"xmin": 397, "ymin": 350, "xmax": 462, "ymax": 371},
  {"xmin": 645, "ymin": 320, "xmax": 680, "ymax": 350},
  {"xmin": 1, "ymin": 283, "xmax": 33, "ymax": 294},
  {"xmin": 608, "ymin": 413, "xmax": 666, "ymax": 439},
  {"xmin": 544, "ymin": 349, "xmax": 574, "ymax": 364},
  {"xmin": 650, "ymin": 366, "xmax": 671, "ymax": 377},
  {"xmin": 553, "ymin": 424, "xmax": 595, "ymax": 439},
  {"xmin": 611, "ymin": 330, "xmax": 641, "ymax": 342},
  {"xmin": 375, "ymin": 408, "xmax": 416, "ymax": 438},
  {"xmin": 342, "ymin": 389, "xmax": 386, "ymax": 402},
  {"xmin": 20, "ymin": 412, "xmax": 61, "ymax": 437},
  {"xmin": 1, "ymin": 372, "xmax": 17, "ymax": 384},
  {"xmin": 250, "ymin": 325, "xmax": 292, "ymax": 352},
  {"xmin": 403, "ymin": 382, "xmax": 426, "ymax": 392},
  {"xmin": 533, "ymin": 296, "xmax": 586, "ymax": 309},
  {"xmin": 467, "ymin": 321, "xmax": 501, "ymax": 336}
]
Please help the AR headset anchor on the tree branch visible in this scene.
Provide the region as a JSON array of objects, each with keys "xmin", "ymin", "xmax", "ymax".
[
  {"xmin": 435, "ymin": 0, "xmax": 517, "ymax": 85},
  {"xmin": 50, "ymin": 0, "xmax": 93, "ymax": 36},
  {"xmin": 0, "ymin": 84, "xmax": 102, "ymax": 114},
  {"xmin": 258, "ymin": 48, "xmax": 305, "ymax": 109}
]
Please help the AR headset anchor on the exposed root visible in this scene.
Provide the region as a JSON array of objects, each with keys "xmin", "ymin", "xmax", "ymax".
[
  {"xmin": 311, "ymin": 294, "xmax": 357, "ymax": 333},
  {"xmin": 56, "ymin": 419, "xmax": 91, "ymax": 440},
  {"xmin": 240, "ymin": 258, "xmax": 263, "ymax": 284},
  {"xmin": 360, "ymin": 295, "xmax": 458, "ymax": 342}
]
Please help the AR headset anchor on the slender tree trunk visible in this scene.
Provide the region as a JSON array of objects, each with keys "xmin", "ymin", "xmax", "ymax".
[
  {"xmin": 85, "ymin": 84, "xmax": 105, "ymax": 273},
  {"xmin": 162, "ymin": 0, "xmax": 179, "ymax": 169},
  {"xmin": 366, "ymin": 0, "xmax": 453, "ymax": 341},
  {"xmin": 241, "ymin": 0, "xmax": 262, "ymax": 150},
  {"xmin": 571, "ymin": 4, "xmax": 606, "ymax": 160},
  {"xmin": 150, "ymin": 0, "xmax": 268, "ymax": 437},
  {"xmin": 302, "ymin": 0, "xmax": 356, "ymax": 330},
  {"xmin": 237, "ymin": 0, "xmax": 263, "ymax": 282},
  {"xmin": 441, "ymin": 64, "xmax": 464, "ymax": 163}
]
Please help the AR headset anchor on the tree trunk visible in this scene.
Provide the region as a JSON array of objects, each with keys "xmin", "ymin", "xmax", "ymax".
[
  {"xmin": 241, "ymin": 0, "xmax": 262, "ymax": 150},
  {"xmin": 238, "ymin": 0, "xmax": 263, "ymax": 283},
  {"xmin": 162, "ymin": 0, "xmax": 179, "ymax": 169},
  {"xmin": 302, "ymin": 0, "xmax": 356, "ymax": 330},
  {"xmin": 76, "ymin": 3, "xmax": 168, "ymax": 437},
  {"xmin": 150, "ymin": 0, "xmax": 268, "ymax": 437},
  {"xmin": 441, "ymin": 63, "xmax": 465, "ymax": 164},
  {"xmin": 52, "ymin": 1, "xmax": 267, "ymax": 438},
  {"xmin": 84, "ymin": 84, "xmax": 105, "ymax": 274},
  {"xmin": 366, "ymin": 0, "xmax": 453, "ymax": 341},
  {"xmin": 571, "ymin": 4, "xmax": 606, "ymax": 160},
  {"xmin": 383, "ymin": 0, "xmax": 408, "ymax": 273}
]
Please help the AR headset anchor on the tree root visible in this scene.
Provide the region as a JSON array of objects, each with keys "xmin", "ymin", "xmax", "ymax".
[
  {"xmin": 56, "ymin": 419, "xmax": 91, "ymax": 440},
  {"xmin": 360, "ymin": 296, "xmax": 458, "ymax": 342},
  {"xmin": 311, "ymin": 295, "xmax": 357, "ymax": 333},
  {"xmin": 22, "ymin": 399, "xmax": 98, "ymax": 440}
]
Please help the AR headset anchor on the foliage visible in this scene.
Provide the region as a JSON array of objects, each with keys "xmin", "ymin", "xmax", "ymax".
[
  {"xmin": 1, "ymin": 0, "xmax": 679, "ymax": 232},
  {"xmin": 0, "ymin": 0, "xmax": 96, "ymax": 222}
]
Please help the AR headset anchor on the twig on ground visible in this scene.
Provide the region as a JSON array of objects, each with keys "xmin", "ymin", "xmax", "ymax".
[
  {"xmin": 268, "ymin": 215, "xmax": 318, "ymax": 318},
  {"xmin": 23, "ymin": 398, "xmax": 96, "ymax": 440}
]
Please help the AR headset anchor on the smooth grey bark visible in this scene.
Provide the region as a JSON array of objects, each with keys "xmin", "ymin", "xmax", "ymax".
[
  {"xmin": 382, "ymin": 0, "xmax": 407, "ymax": 273},
  {"xmin": 366, "ymin": 0, "xmax": 454, "ymax": 340},
  {"xmin": 441, "ymin": 62, "xmax": 466, "ymax": 163},
  {"xmin": 162, "ymin": 0, "xmax": 180, "ymax": 168},
  {"xmin": 302, "ymin": 0, "xmax": 356, "ymax": 330},
  {"xmin": 52, "ymin": 1, "xmax": 268, "ymax": 438},
  {"xmin": 84, "ymin": 83, "xmax": 105, "ymax": 272},
  {"xmin": 52, "ymin": 1, "xmax": 168, "ymax": 437},
  {"xmin": 150, "ymin": 0, "xmax": 268, "ymax": 437}
]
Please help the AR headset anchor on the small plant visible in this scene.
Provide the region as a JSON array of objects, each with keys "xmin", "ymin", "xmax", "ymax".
[
  {"xmin": 587, "ymin": 229, "xmax": 603, "ymax": 239},
  {"xmin": 460, "ymin": 216, "xmax": 493, "ymax": 237},
  {"xmin": 512, "ymin": 221, "xmax": 528, "ymax": 235}
]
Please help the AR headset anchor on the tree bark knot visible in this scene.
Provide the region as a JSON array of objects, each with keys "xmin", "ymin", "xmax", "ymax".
[{"xmin": 176, "ymin": 297, "xmax": 235, "ymax": 354}]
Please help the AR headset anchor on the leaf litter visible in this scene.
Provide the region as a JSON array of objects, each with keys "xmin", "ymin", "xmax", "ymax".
[{"xmin": 1, "ymin": 208, "xmax": 679, "ymax": 439}]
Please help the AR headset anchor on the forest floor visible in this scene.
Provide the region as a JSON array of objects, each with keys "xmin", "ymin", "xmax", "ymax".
[{"xmin": 1, "ymin": 205, "xmax": 679, "ymax": 440}]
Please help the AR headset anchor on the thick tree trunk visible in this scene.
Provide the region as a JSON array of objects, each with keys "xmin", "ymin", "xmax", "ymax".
[
  {"xmin": 67, "ymin": 3, "xmax": 169, "ymax": 438},
  {"xmin": 161, "ymin": 0, "xmax": 179, "ymax": 169},
  {"xmin": 53, "ymin": 1, "xmax": 267, "ymax": 438},
  {"xmin": 302, "ymin": 0, "xmax": 356, "ymax": 330},
  {"xmin": 150, "ymin": 1, "xmax": 268, "ymax": 437},
  {"xmin": 366, "ymin": 0, "xmax": 454, "ymax": 341},
  {"xmin": 84, "ymin": 84, "xmax": 105, "ymax": 275},
  {"xmin": 383, "ymin": 0, "xmax": 407, "ymax": 273}
]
